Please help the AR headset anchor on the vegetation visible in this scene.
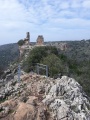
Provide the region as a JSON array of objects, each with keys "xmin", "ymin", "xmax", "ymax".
[
  {"xmin": 17, "ymin": 39, "xmax": 25, "ymax": 46},
  {"xmin": 22, "ymin": 46, "xmax": 58, "ymax": 73},
  {"xmin": 41, "ymin": 54, "xmax": 64, "ymax": 77},
  {"xmin": 0, "ymin": 40, "xmax": 90, "ymax": 97},
  {"xmin": 0, "ymin": 43, "xmax": 19, "ymax": 70},
  {"xmin": 23, "ymin": 43, "xmax": 90, "ymax": 97}
]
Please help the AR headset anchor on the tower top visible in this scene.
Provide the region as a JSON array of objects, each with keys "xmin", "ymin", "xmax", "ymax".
[
  {"xmin": 24, "ymin": 32, "xmax": 30, "ymax": 45},
  {"xmin": 26, "ymin": 32, "xmax": 30, "ymax": 41}
]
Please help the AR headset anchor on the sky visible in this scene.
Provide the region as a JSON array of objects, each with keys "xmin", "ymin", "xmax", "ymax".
[{"xmin": 0, "ymin": 0, "xmax": 90, "ymax": 45}]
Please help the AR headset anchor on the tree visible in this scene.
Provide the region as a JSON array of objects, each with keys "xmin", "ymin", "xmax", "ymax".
[
  {"xmin": 22, "ymin": 46, "xmax": 58, "ymax": 72},
  {"xmin": 41, "ymin": 54, "xmax": 64, "ymax": 77},
  {"xmin": 17, "ymin": 39, "xmax": 25, "ymax": 46}
]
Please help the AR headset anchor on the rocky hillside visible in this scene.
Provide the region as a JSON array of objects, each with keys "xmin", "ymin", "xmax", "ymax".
[
  {"xmin": 0, "ymin": 68, "xmax": 90, "ymax": 120},
  {"xmin": 1, "ymin": 40, "xmax": 90, "ymax": 69},
  {"xmin": 45, "ymin": 40, "xmax": 90, "ymax": 97},
  {"xmin": 0, "ymin": 41, "xmax": 90, "ymax": 120},
  {"xmin": 46, "ymin": 40, "xmax": 90, "ymax": 61}
]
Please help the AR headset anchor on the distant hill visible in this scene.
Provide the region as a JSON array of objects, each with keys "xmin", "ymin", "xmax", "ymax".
[
  {"xmin": 63, "ymin": 40, "xmax": 90, "ymax": 62},
  {"xmin": 0, "ymin": 43, "xmax": 19, "ymax": 70},
  {"xmin": 46, "ymin": 40, "xmax": 90, "ymax": 62},
  {"xmin": 46, "ymin": 40, "xmax": 90, "ymax": 96}
]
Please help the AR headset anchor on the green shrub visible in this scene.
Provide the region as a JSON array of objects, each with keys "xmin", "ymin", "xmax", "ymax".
[
  {"xmin": 22, "ymin": 44, "xmax": 90, "ymax": 97},
  {"xmin": 22, "ymin": 46, "xmax": 58, "ymax": 72},
  {"xmin": 41, "ymin": 54, "xmax": 64, "ymax": 77},
  {"xmin": 17, "ymin": 39, "xmax": 25, "ymax": 46}
]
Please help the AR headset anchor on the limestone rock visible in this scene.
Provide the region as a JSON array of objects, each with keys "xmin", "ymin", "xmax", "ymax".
[
  {"xmin": 14, "ymin": 102, "xmax": 35, "ymax": 120},
  {"xmin": 43, "ymin": 76, "xmax": 90, "ymax": 120},
  {"xmin": 0, "ymin": 72, "xmax": 90, "ymax": 120}
]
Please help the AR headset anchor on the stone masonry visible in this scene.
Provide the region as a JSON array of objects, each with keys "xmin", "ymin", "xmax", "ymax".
[{"xmin": 36, "ymin": 35, "xmax": 44, "ymax": 46}]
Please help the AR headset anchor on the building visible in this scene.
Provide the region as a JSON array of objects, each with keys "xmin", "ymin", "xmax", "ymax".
[
  {"xmin": 24, "ymin": 32, "xmax": 30, "ymax": 45},
  {"xmin": 36, "ymin": 35, "xmax": 44, "ymax": 46}
]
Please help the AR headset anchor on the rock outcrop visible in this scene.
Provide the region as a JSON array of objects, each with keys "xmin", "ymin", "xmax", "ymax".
[
  {"xmin": 0, "ymin": 73, "xmax": 90, "ymax": 120},
  {"xmin": 43, "ymin": 76, "xmax": 90, "ymax": 120}
]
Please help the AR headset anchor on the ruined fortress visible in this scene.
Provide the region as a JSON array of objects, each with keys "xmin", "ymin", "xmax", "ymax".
[
  {"xmin": 19, "ymin": 32, "xmax": 44, "ymax": 57},
  {"xmin": 19, "ymin": 32, "xmax": 68, "ymax": 57},
  {"xmin": 24, "ymin": 32, "xmax": 30, "ymax": 45},
  {"xmin": 36, "ymin": 35, "xmax": 44, "ymax": 46},
  {"xmin": 23, "ymin": 32, "xmax": 44, "ymax": 46}
]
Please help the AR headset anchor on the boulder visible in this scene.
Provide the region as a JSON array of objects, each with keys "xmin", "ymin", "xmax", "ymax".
[{"xmin": 43, "ymin": 76, "xmax": 90, "ymax": 120}]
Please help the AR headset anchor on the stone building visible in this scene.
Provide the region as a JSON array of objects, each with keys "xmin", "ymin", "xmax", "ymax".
[
  {"xmin": 19, "ymin": 32, "xmax": 31, "ymax": 57},
  {"xmin": 36, "ymin": 35, "xmax": 44, "ymax": 46},
  {"xmin": 24, "ymin": 32, "xmax": 30, "ymax": 45}
]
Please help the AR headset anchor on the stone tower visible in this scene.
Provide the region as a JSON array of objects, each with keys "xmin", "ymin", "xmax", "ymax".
[
  {"xmin": 36, "ymin": 35, "xmax": 44, "ymax": 46},
  {"xmin": 26, "ymin": 32, "xmax": 30, "ymax": 41},
  {"xmin": 24, "ymin": 32, "xmax": 30, "ymax": 45}
]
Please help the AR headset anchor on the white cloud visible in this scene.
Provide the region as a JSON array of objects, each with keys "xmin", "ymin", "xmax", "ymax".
[
  {"xmin": 59, "ymin": 2, "xmax": 70, "ymax": 9},
  {"xmin": 0, "ymin": 0, "xmax": 90, "ymax": 45},
  {"xmin": 70, "ymin": 0, "xmax": 82, "ymax": 8},
  {"xmin": 0, "ymin": 0, "xmax": 29, "ymax": 31},
  {"xmin": 82, "ymin": 0, "xmax": 90, "ymax": 8}
]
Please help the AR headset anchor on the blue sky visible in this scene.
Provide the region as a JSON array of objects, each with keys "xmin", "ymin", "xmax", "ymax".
[{"xmin": 0, "ymin": 0, "xmax": 90, "ymax": 45}]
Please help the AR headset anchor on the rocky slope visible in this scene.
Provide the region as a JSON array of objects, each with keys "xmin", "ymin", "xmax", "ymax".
[
  {"xmin": 0, "ymin": 41, "xmax": 90, "ymax": 120},
  {"xmin": 0, "ymin": 69, "xmax": 90, "ymax": 120}
]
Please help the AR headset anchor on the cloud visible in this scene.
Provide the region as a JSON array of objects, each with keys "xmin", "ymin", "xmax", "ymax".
[
  {"xmin": 0, "ymin": 0, "xmax": 90, "ymax": 45},
  {"xmin": 71, "ymin": 1, "xmax": 82, "ymax": 8},
  {"xmin": 82, "ymin": 0, "xmax": 90, "ymax": 8}
]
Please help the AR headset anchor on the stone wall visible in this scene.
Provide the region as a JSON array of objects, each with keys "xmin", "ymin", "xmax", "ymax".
[
  {"xmin": 36, "ymin": 35, "xmax": 44, "ymax": 46},
  {"xmin": 24, "ymin": 32, "xmax": 30, "ymax": 45}
]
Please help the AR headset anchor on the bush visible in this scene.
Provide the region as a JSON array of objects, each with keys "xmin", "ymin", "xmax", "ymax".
[
  {"xmin": 22, "ymin": 46, "xmax": 58, "ymax": 72},
  {"xmin": 22, "ymin": 44, "xmax": 90, "ymax": 97},
  {"xmin": 41, "ymin": 54, "xmax": 64, "ymax": 77},
  {"xmin": 17, "ymin": 39, "xmax": 25, "ymax": 46}
]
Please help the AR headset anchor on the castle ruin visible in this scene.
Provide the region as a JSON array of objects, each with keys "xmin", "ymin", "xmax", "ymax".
[
  {"xmin": 36, "ymin": 35, "xmax": 44, "ymax": 46},
  {"xmin": 24, "ymin": 32, "xmax": 30, "ymax": 45}
]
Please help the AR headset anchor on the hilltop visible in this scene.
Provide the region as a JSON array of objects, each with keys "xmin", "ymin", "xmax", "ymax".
[
  {"xmin": 18, "ymin": 37, "xmax": 90, "ymax": 97},
  {"xmin": 0, "ymin": 72, "xmax": 90, "ymax": 120},
  {"xmin": 0, "ymin": 38, "xmax": 90, "ymax": 97},
  {"xmin": 0, "ymin": 36, "xmax": 90, "ymax": 119}
]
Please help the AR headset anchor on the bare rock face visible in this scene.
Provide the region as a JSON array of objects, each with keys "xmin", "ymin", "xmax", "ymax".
[
  {"xmin": 0, "ymin": 73, "xmax": 90, "ymax": 120},
  {"xmin": 43, "ymin": 76, "xmax": 90, "ymax": 120},
  {"xmin": 14, "ymin": 102, "xmax": 35, "ymax": 120},
  {"xmin": 37, "ymin": 107, "xmax": 47, "ymax": 120},
  {"xmin": 51, "ymin": 42, "xmax": 68, "ymax": 51}
]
